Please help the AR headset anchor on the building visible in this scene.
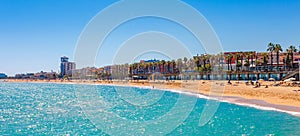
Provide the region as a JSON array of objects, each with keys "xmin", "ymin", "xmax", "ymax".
[
  {"xmin": 0, "ymin": 73, "xmax": 7, "ymax": 79},
  {"xmin": 104, "ymin": 65, "xmax": 112, "ymax": 74},
  {"xmin": 34, "ymin": 71, "xmax": 58, "ymax": 79},
  {"xmin": 14, "ymin": 71, "xmax": 58, "ymax": 80},
  {"xmin": 72, "ymin": 67, "xmax": 97, "ymax": 79},
  {"xmin": 15, "ymin": 73, "xmax": 34, "ymax": 79},
  {"xmin": 60, "ymin": 56, "xmax": 76, "ymax": 77}
]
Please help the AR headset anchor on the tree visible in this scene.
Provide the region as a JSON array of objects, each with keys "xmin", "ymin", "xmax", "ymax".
[
  {"xmin": 262, "ymin": 53, "xmax": 268, "ymax": 71},
  {"xmin": 201, "ymin": 54, "xmax": 208, "ymax": 71},
  {"xmin": 284, "ymin": 51, "xmax": 291, "ymax": 71},
  {"xmin": 217, "ymin": 52, "xmax": 224, "ymax": 72},
  {"xmin": 240, "ymin": 52, "xmax": 245, "ymax": 71},
  {"xmin": 234, "ymin": 53, "xmax": 240, "ymax": 71},
  {"xmin": 193, "ymin": 56, "xmax": 201, "ymax": 72},
  {"xmin": 176, "ymin": 58, "xmax": 183, "ymax": 73},
  {"xmin": 225, "ymin": 53, "xmax": 233, "ymax": 71},
  {"xmin": 171, "ymin": 60, "xmax": 176, "ymax": 74},
  {"xmin": 249, "ymin": 52, "xmax": 255, "ymax": 71},
  {"xmin": 267, "ymin": 42, "xmax": 275, "ymax": 71},
  {"xmin": 287, "ymin": 45, "xmax": 297, "ymax": 69},
  {"xmin": 166, "ymin": 61, "xmax": 171, "ymax": 74},
  {"xmin": 274, "ymin": 44, "xmax": 282, "ymax": 71},
  {"xmin": 244, "ymin": 59, "xmax": 250, "ymax": 71},
  {"xmin": 183, "ymin": 57, "xmax": 188, "ymax": 72},
  {"xmin": 160, "ymin": 61, "xmax": 165, "ymax": 73},
  {"xmin": 236, "ymin": 61, "xmax": 242, "ymax": 71}
]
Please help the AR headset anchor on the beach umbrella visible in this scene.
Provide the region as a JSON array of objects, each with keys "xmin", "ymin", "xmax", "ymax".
[
  {"xmin": 268, "ymin": 78, "xmax": 275, "ymax": 81},
  {"xmin": 284, "ymin": 79, "xmax": 291, "ymax": 82},
  {"xmin": 257, "ymin": 79, "xmax": 264, "ymax": 84},
  {"xmin": 289, "ymin": 78, "xmax": 296, "ymax": 81}
]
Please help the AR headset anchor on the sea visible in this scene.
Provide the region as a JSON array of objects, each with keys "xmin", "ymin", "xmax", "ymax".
[{"xmin": 0, "ymin": 82, "xmax": 300, "ymax": 135}]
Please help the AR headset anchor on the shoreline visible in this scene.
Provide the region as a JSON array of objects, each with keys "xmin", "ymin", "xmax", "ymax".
[{"xmin": 3, "ymin": 79, "xmax": 300, "ymax": 116}]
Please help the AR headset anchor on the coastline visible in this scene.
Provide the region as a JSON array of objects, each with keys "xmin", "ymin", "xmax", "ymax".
[{"xmin": 3, "ymin": 79, "xmax": 300, "ymax": 116}]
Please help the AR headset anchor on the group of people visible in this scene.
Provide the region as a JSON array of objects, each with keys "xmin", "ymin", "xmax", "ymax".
[{"xmin": 228, "ymin": 80, "xmax": 268, "ymax": 88}]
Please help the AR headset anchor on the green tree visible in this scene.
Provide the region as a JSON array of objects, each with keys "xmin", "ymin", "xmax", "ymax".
[
  {"xmin": 225, "ymin": 53, "xmax": 233, "ymax": 71},
  {"xmin": 287, "ymin": 45, "xmax": 297, "ymax": 69},
  {"xmin": 249, "ymin": 52, "xmax": 255, "ymax": 71},
  {"xmin": 262, "ymin": 53, "xmax": 268, "ymax": 71},
  {"xmin": 234, "ymin": 53, "xmax": 240, "ymax": 71},
  {"xmin": 239, "ymin": 52, "xmax": 245, "ymax": 71},
  {"xmin": 284, "ymin": 51, "xmax": 291, "ymax": 71},
  {"xmin": 274, "ymin": 44, "xmax": 282, "ymax": 71},
  {"xmin": 267, "ymin": 42, "xmax": 275, "ymax": 71},
  {"xmin": 193, "ymin": 56, "xmax": 201, "ymax": 72},
  {"xmin": 201, "ymin": 54, "xmax": 209, "ymax": 71}
]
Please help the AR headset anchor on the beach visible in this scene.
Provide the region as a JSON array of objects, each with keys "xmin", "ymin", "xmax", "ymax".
[
  {"xmin": 126, "ymin": 80, "xmax": 300, "ymax": 114},
  {"xmin": 4, "ymin": 79, "xmax": 300, "ymax": 115}
]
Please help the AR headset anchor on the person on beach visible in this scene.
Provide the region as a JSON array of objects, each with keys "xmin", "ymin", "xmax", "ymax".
[{"xmin": 228, "ymin": 80, "xmax": 232, "ymax": 85}]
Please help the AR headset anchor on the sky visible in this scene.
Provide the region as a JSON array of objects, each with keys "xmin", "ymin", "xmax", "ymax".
[{"xmin": 0, "ymin": 0, "xmax": 300, "ymax": 76}]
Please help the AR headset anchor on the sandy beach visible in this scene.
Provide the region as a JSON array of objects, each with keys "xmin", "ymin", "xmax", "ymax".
[{"xmin": 4, "ymin": 79, "xmax": 300, "ymax": 115}]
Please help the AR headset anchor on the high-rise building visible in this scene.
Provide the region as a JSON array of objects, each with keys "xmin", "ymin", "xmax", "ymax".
[{"xmin": 60, "ymin": 56, "xmax": 76, "ymax": 77}]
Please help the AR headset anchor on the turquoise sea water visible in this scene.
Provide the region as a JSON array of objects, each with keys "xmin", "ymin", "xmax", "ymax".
[{"xmin": 0, "ymin": 82, "xmax": 300, "ymax": 135}]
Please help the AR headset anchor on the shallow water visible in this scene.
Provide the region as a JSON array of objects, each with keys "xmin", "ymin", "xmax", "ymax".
[{"xmin": 0, "ymin": 82, "xmax": 299, "ymax": 135}]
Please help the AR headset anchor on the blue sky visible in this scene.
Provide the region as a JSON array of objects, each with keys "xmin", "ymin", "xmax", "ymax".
[{"xmin": 0, "ymin": 0, "xmax": 300, "ymax": 76}]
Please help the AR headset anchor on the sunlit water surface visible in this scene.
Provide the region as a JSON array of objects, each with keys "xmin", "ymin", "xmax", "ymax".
[{"xmin": 0, "ymin": 82, "xmax": 300, "ymax": 135}]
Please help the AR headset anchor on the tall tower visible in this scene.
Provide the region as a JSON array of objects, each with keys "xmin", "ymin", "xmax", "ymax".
[
  {"xmin": 61, "ymin": 56, "xmax": 69, "ymax": 63},
  {"xmin": 60, "ymin": 56, "xmax": 76, "ymax": 77}
]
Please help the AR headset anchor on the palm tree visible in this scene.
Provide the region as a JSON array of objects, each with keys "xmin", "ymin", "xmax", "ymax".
[
  {"xmin": 129, "ymin": 64, "xmax": 133, "ymax": 75},
  {"xmin": 161, "ymin": 60, "xmax": 166, "ymax": 73},
  {"xmin": 249, "ymin": 52, "xmax": 255, "ymax": 71},
  {"xmin": 239, "ymin": 52, "xmax": 245, "ymax": 71},
  {"xmin": 262, "ymin": 53, "xmax": 268, "ymax": 71},
  {"xmin": 193, "ymin": 56, "xmax": 201, "ymax": 72},
  {"xmin": 287, "ymin": 45, "xmax": 297, "ymax": 69},
  {"xmin": 202, "ymin": 54, "xmax": 208, "ymax": 71},
  {"xmin": 224, "ymin": 53, "xmax": 233, "ymax": 80},
  {"xmin": 171, "ymin": 60, "xmax": 176, "ymax": 74},
  {"xmin": 132, "ymin": 63, "xmax": 138, "ymax": 74},
  {"xmin": 139, "ymin": 63, "xmax": 145, "ymax": 74},
  {"xmin": 176, "ymin": 58, "xmax": 183, "ymax": 73},
  {"xmin": 234, "ymin": 53, "xmax": 241, "ymax": 71},
  {"xmin": 225, "ymin": 54, "xmax": 230, "ymax": 71},
  {"xmin": 244, "ymin": 52, "xmax": 251, "ymax": 71},
  {"xmin": 274, "ymin": 44, "xmax": 282, "ymax": 71},
  {"xmin": 255, "ymin": 52, "xmax": 258, "ymax": 71},
  {"xmin": 225, "ymin": 53, "xmax": 233, "ymax": 71},
  {"xmin": 217, "ymin": 52, "xmax": 224, "ymax": 71},
  {"xmin": 166, "ymin": 61, "xmax": 171, "ymax": 74},
  {"xmin": 183, "ymin": 57, "xmax": 188, "ymax": 72},
  {"xmin": 284, "ymin": 51, "xmax": 291, "ymax": 71},
  {"xmin": 267, "ymin": 42, "xmax": 275, "ymax": 71},
  {"xmin": 145, "ymin": 62, "xmax": 150, "ymax": 74}
]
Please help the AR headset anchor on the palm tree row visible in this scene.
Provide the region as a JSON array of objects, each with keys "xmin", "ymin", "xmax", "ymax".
[
  {"xmin": 129, "ymin": 60, "xmax": 178, "ymax": 75},
  {"xmin": 224, "ymin": 51, "xmax": 256, "ymax": 72},
  {"xmin": 89, "ymin": 43, "xmax": 300, "ymax": 80},
  {"xmin": 127, "ymin": 42, "xmax": 298, "ymax": 77},
  {"xmin": 267, "ymin": 43, "xmax": 298, "ymax": 71}
]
